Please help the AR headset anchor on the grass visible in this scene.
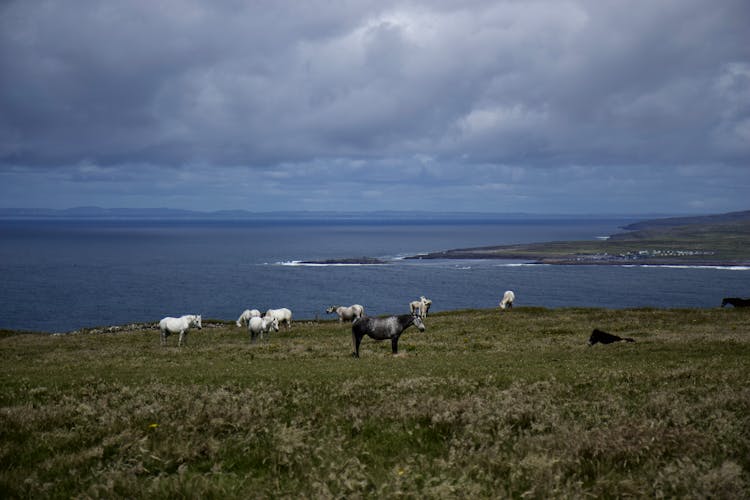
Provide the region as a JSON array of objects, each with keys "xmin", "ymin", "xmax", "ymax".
[{"xmin": 1, "ymin": 307, "xmax": 749, "ymax": 498}]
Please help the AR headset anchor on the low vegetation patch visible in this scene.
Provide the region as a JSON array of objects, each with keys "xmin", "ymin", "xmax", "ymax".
[{"xmin": 2, "ymin": 307, "xmax": 749, "ymax": 497}]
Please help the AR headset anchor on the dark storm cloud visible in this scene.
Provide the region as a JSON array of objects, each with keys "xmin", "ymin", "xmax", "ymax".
[{"xmin": 0, "ymin": 0, "xmax": 748, "ymax": 212}]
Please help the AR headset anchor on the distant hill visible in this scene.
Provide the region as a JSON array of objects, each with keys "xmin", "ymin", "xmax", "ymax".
[
  {"xmin": 0, "ymin": 207, "xmax": 654, "ymax": 221},
  {"xmin": 621, "ymin": 210, "xmax": 750, "ymax": 231},
  {"xmin": 0, "ymin": 207, "xmax": 203, "ymax": 219},
  {"xmin": 610, "ymin": 210, "xmax": 750, "ymax": 242}
]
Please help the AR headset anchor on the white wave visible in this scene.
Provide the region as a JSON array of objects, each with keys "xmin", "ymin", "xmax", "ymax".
[
  {"xmin": 495, "ymin": 262, "xmax": 549, "ymax": 267},
  {"xmin": 622, "ymin": 264, "xmax": 750, "ymax": 271},
  {"xmin": 275, "ymin": 260, "xmax": 385, "ymax": 267}
]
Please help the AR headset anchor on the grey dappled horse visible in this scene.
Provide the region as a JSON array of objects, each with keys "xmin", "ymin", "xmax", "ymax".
[{"xmin": 351, "ymin": 314, "xmax": 425, "ymax": 358}]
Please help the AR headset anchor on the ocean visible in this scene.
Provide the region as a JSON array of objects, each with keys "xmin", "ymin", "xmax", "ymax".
[{"xmin": 1, "ymin": 217, "xmax": 748, "ymax": 333}]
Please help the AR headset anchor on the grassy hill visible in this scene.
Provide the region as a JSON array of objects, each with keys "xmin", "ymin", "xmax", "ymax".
[
  {"xmin": 620, "ymin": 210, "xmax": 750, "ymax": 231},
  {"xmin": 413, "ymin": 210, "xmax": 750, "ymax": 265},
  {"xmin": 2, "ymin": 307, "xmax": 749, "ymax": 497}
]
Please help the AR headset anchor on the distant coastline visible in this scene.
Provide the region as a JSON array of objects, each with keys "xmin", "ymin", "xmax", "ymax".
[
  {"xmin": 405, "ymin": 252, "xmax": 748, "ymax": 267},
  {"xmin": 3, "ymin": 207, "xmax": 748, "ymax": 268},
  {"xmin": 265, "ymin": 209, "xmax": 750, "ymax": 267},
  {"xmin": 0, "ymin": 206, "xmax": 672, "ymax": 221},
  {"xmin": 404, "ymin": 210, "xmax": 750, "ymax": 267}
]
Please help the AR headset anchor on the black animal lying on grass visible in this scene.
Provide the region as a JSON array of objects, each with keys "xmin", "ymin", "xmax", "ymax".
[
  {"xmin": 588, "ymin": 328, "xmax": 635, "ymax": 346},
  {"xmin": 721, "ymin": 297, "xmax": 750, "ymax": 308}
]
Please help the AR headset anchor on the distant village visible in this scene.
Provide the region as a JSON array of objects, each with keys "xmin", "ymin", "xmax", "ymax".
[{"xmin": 575, "ymin": 249, "xmax": 716, "ymax": 263}]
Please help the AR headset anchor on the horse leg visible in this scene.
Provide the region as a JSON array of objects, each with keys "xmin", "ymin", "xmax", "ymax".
[
  {"xmin": 160, "ymin": 329, "xmax": 168, "ymax": 346},
  {"xmin": 352, "ymin": 331, "xmax": 363, "ymax": 358},
  {"xmin": 178, "ymin": 330, "xmax": 186, "ymax": 347},
  {"xmin": 391, "ymin": 335, "xmax": 400, "ymax": 355}
]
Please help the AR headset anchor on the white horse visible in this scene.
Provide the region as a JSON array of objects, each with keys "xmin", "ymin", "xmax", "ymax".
[
  {"xmin": 248, "ymin": 315, "xmax": 279, "ymax": 343},
  {"xmin": 326, "ymin": 304, "xmax": 365, "ymax": 322},
  {"xmin": 409, "ymin": 296, "xmax": 432, "ymax": 318},
  {"xmin": 265, "ymin": 308, "xmax": 293, "ymax": 329},
  {"xmin": 158, "ymin": 314, "xmax": 202, "ymax": 346},
  {"xmin": 236, "ymin": 309, "xmax": 261, "ymax": 327},
  {"xmin": 499, "ymin": 290, "xmax": 515, "ymax": 310}
]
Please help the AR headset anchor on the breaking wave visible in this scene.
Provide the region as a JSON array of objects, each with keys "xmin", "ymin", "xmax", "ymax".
[{"xmin": 621, "ymin": 265, "xmax": 750, "ymax": 271}]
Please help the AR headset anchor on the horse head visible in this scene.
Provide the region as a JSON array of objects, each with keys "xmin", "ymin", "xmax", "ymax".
[
  {"xmin": 194, "ymin": 315, "xmax": 202, "ymax": 329},
  {"xmin": 270, "ymin": 317, "xmax": 279, "ymax": 332},
  {"xmin": 412, "ymin": 315, "xmax": 426, "ymax": 332},
  {"xmin": 325, "ymin": 306, "xmax": 337, "ymax": 314}
]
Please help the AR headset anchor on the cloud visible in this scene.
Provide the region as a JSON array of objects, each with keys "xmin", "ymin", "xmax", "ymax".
[{"xmin": 0, "ymin": 0, "xmax": 748, "ymax": 213}]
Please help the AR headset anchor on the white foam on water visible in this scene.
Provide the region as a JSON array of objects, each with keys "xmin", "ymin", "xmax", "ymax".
[
  {"xmin": 276, "ymin": 260, "xmax": 384, "ymax": 267},
  {"xmin": 621, "ymin": 264, "xmax": 749, "ymax": 271}
]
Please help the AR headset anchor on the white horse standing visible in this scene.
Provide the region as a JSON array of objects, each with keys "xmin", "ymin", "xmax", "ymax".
[
  {"xmin": 265, "ymin": 308, "xmax": 293, "ymax": 330},
  {"xmin": 409, "ymin": 296, "xmax": 432, "ymax": 318},
  {"xmin": 236, "ymin": 309, "xmax": 261, "ymax": 327},
  {"xmin": 326, "ymin": 304, "xmax": 365, "ymax": 322},
  {"xmin": 248, "ymin": 315, "xmax": 279, "ymax": 343},
  {"xmin": 159, "ymin": 314, "xmax": 202, "ymax": 346},
  {"xmin": 499, "ymin": 290, "xmax": 515, "ymax": 310}
]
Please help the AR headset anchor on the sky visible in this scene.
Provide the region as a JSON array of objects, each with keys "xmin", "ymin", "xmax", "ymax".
[{"xmin": 1, "ymin": 0, "xmax": 749, "ymax": 215}]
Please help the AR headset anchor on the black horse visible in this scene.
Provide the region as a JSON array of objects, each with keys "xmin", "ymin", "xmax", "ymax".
[
  {"xmin": 721, "ymin": 297, "xmax": 750, "ymax": 308},
  {"xmin": 351, "ymin": 314, "xmax": 425, "ymax": 358},
  {"xmin": 588, "ymin": 328, "xmax": 635, "ymax": 346}
]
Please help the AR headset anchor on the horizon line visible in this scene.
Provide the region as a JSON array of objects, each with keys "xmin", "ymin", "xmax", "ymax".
[{"xmin": 0, "ymin": 206, "xmax": 715, "ymax": 218}]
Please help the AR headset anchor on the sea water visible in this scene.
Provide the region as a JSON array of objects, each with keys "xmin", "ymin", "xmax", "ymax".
[{"xmin": 1, "ymin": 218, "xmax": 748, "ymax": 332}]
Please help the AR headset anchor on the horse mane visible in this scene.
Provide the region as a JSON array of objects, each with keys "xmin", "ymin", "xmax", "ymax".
[{"xmin": 398, "ymin": 314, "xmax": 418, "ymax": 327}]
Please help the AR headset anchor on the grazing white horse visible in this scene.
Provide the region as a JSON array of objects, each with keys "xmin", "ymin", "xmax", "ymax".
[
  {"xmin": 265, "ymin": 308, "xmax": 293, "ymax": 329},
  {"xmin": 236, "ymin": 309, "xmax": 261, "ymax": 327},
  {"xmin": 499, "ymin": 290, "xmax": 515, "ymax": 310},
  {"xmin": 248, "ymin": 315, "xmax": 279, "ymax": 343},
  {"xmin": 326, "ymin": 304, "xmax": 365, "ymax": 322},
  {"xmin": 409, "ymin": 296, "xmax": 432, "ymax": 318},
  {"xmin": 159, "ymin": 314, "xmax": 202, "ymax": 346}
]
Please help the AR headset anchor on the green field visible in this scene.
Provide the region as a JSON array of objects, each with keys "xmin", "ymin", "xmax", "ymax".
[{"xmin": 2, "ymin": 307, "xmax": 749, "ymax": 498}]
